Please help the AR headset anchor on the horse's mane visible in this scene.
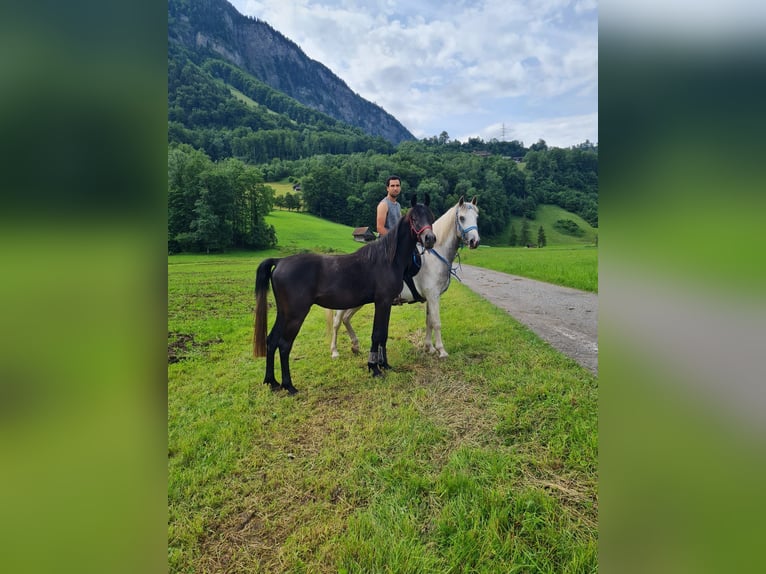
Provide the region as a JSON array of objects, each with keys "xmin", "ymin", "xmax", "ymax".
[
  {"xmin": 431, "ymin": 205, "xmax": 456, "ymax": 246},
  {"xmin": 357, "ymin": 209, "xmax": 410, "ymax": 265}
]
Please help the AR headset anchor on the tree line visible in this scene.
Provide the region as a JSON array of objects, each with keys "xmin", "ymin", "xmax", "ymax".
[
  {"xmin": 257, "ymin": 139, "xmax": 597, "ymax": 236},
  {"xmin": 168, "ymin": 138, "xmax": 597, "ymax": 253},
  {"xmin": 168, "ymin": 144, "xmax": 276, "ymax": 253}
]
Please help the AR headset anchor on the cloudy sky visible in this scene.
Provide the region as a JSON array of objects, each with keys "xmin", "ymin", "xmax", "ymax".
[{"xmin": 227, "ymin": 0, "xmax": 597, "ymax": 148}]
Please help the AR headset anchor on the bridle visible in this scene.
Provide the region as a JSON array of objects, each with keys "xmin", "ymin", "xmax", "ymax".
[
  {"xmin": 425, "ymin": 204, "xmax": 479, "ymax": 282},
  {"xmin": 409, "ymin": 214, "xmax": 433, "ymax": 246},
  {"xmin": 456, "ymin": 204, "xmax": 478, "ymax": 244}
]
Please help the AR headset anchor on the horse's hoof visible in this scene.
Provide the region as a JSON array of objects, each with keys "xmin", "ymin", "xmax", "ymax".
[
  {"xmin": 438, "ymin": 350, "xmax": 449, "ymax": 359},
  {"xmin": 368, "ymin": 363, "xmax": 383, "ymax": 377},
  {"xmin": 282, "ymin": 384, "xmax": 299, "ymax": 395}
]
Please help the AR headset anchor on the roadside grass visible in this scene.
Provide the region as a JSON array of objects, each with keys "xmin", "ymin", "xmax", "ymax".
[
  {"xmin": 168, "ymin": 251, "xmax": 598, "ymax": 573},
  {"xmin": 459, "ymin": 245, "xmax": 598, "ymax": 293}
]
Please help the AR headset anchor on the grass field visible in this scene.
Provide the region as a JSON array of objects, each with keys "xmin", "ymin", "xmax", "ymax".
[
  {"xmin": 168, "ymin": 252, "xmax": 598, "ymax": 573},
  {"xmin": 265, "ymin": 210, "xmax": 360, "ymax": 255},
  {"xmin": 168, "ymin": 210, "xmax": 598, "ymax": 572}
]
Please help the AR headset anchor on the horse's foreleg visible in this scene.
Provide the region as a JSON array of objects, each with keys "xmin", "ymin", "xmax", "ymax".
[
  {"xmin": 424, "ymin": 301, "xmax": 436, "ymax": 354},
  {"xmin": 368, "ymin": 303, "xmax": 392, "ymax": 377},
  {"xmin": 427, "ymin": 297, "xmax": 448, "ymax": 358}
]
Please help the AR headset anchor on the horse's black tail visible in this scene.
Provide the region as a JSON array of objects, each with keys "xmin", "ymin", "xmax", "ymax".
[{"xmin": 254, "ymin": 258, "xmax": 278, "ymax": 358}]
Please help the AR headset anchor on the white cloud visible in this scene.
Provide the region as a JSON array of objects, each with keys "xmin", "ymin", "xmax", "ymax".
[
  {"xmin": 228, "ymin": 0, "xmax": 597, "ymax": 146},
  {"xmin": 460, "ymin": 112, "xmax": 598, "ymax": 148}
]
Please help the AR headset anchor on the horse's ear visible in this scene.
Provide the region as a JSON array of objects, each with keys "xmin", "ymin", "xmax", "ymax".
[
  {"xmin": 471, "ymin": 196, "xmax": 478, "ymax": 206},
  {"xmin": 424, "ymin": 193, "xmax": 430, "ymax": 207},
  {"xmin": 458, "ymin": 196, "xmax": 465, "ymax": 207},
  {"xmin": 410, "ymin": 194, "xmax": 417, "ymax": 208}
]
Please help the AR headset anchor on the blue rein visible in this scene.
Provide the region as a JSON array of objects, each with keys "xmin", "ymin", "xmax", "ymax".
[{"xmin": 427, "ymin": 247, "xmax": 462, "ymax": 282}]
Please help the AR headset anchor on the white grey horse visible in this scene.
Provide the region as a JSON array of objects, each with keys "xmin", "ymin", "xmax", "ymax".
[{"xmin": 329, "ymin": 196, "xmax": 480, "ymax": 359}]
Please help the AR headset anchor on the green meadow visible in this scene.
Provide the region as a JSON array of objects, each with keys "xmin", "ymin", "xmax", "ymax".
[
  {"xmin": 168, "ymin": 209, "xmax": 598, "ymax": 573},
  {"xmin": 459, "ymin": 246, "xmax": 598, "ymax": 293}
]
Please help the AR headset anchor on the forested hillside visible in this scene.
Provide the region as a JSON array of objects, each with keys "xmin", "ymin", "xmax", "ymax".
[
  {"xmin": 168, "ymin": 42, "xmax": 396, "ymax": 162},
  {"xmin": 167, "ymin": 0, "xmax": 598, "ymax": 254}
]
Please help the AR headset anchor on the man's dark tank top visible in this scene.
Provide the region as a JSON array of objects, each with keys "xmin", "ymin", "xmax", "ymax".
[{"xmin": 382, "ymin": 197, "xmax": 401, "ymax": 232}]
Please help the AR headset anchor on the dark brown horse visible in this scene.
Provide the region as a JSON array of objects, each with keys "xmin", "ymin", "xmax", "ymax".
[{"xmin": 253, "ymin": 196, "xmax": 436, "ymax": 394}]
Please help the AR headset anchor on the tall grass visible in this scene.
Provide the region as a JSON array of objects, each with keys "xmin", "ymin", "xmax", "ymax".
[{"xmin": 168, "ymin": 251, "xmax": 598, "ymax": 572}]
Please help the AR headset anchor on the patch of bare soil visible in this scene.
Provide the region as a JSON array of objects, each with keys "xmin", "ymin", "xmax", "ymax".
[{"xmin": 167, "ymin": 331, "xmax": 223, "ymax": 363}]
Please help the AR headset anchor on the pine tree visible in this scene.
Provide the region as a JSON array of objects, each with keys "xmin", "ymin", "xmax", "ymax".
[
  {"xmin": 508, "ymin": 223, "xmax": 517, "ymax": 246},
  {"xmin": 537, "ymin": 225, "xmax": 547, "ymax": 248},
  {"xmin": 520, "ymin": 218, "xmax": 531, "ymax": 247}
]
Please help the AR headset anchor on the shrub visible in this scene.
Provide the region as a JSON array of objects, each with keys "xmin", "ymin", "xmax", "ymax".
[{"xmin": 553, "ymin": 219, "xmax": 584, "ymax": 236}]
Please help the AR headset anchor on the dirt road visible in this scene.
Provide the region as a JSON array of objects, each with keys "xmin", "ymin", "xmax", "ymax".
[{"xmin": 458, "ymin": 264, "xmax": 598, "ymax": 376}]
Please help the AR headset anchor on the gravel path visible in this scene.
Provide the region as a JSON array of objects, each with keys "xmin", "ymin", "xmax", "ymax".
[{"xmin": 458, "ymin": 264, "xmax": 598, "ymax": 376}]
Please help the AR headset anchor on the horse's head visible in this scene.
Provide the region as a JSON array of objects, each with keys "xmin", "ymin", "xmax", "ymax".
[
  {"xmin": 408, "ymin": 194, "xmax": 436, "ymax": 249},
  {"xmin": 456, "ymin": 196, "xmax": 480, "ymax": 249}
]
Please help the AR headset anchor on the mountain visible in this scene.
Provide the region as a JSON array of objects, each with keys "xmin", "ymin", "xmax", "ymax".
[{"xmin": 168, "ymin": 0, "xmax": 414, "ymax": 146}]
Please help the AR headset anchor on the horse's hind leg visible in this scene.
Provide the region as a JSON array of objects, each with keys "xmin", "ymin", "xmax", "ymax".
[
  {"xmin": 330, "ymin": 308, "xmax": 361, "ymax": 358},
  {"xmin": 276, "ymin": 308, "xmax": 311, "ymax": 394},
  {"xmin": 264, "ymin": 318, "xmax": 283, "ymax": 391},
  {"xmin": 343, "ymin": 307, "xmax": 361, "ymax": 355}
]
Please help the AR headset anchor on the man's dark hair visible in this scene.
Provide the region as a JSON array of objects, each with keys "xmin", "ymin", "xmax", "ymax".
[{"xmin": 386, "ymin": 175, "xmax": 401, "ymax": 186}]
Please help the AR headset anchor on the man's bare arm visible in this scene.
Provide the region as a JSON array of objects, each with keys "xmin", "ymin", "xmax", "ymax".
[{"xmin": 376, "ymin": 202, "xmax": 388, "ymax": 235}]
